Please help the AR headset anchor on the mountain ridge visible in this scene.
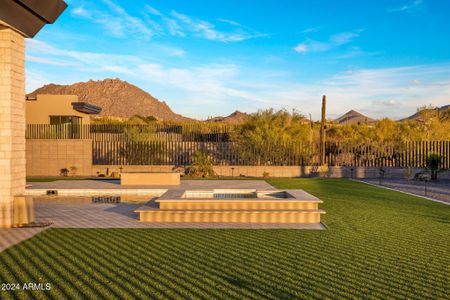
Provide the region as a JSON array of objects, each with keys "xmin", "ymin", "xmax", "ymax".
[
  {"xmin": 334, "ymin": 110, "xmax": 376, "ymax": 125},
  {"xmin": 28, "ymin": 78, "xmax": 192, "ymax": 122},
  {"xmin": 206, "ymin": 110, "xmax": 248, "ymax": 124}
]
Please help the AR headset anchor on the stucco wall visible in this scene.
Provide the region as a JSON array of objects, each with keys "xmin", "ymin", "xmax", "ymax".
[{"xmin": 26, "ymin": 94, "xmax": 91, "ymax": 124}]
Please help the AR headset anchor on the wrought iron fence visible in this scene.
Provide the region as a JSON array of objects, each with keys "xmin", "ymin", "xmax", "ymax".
[{"xmin": 92, "ymin": 140, "xmax": 450, "ymax": 168}]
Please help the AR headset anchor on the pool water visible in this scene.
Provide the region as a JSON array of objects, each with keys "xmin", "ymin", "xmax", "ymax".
[
  {"xmin": 213, "ymin": 193, "xmax": 256, "ymax": 199},
  {"xmin": 33, "ymin": 195, "xmax": 152, "ymax": 204}
]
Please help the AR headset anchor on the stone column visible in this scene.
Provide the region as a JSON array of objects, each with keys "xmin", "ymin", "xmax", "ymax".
[{"xmin": 0, "ymin": 26, "xmax": 26, "ymax": 228}]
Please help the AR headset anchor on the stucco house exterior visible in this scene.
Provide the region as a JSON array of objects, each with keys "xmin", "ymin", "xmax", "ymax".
[{"xmin": 26, "ymin": 94, "xmax": 101, "ymax": 125}]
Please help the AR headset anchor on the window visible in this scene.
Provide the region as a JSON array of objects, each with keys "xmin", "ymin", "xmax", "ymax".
[{"xmin": 49, "ymin": 115, "xmax": 82, "ymax": 125}]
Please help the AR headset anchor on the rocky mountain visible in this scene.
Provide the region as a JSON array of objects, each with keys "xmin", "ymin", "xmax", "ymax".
[
  {"xmin": 334, "ymin": 110, "xmax": 376, "ymax": 125},
  {"xmin": 205, "ymin": 110, "xmax": 248, "ymax": 124},
  {"xmin": 400, "ymin": 105, "xmax": 450, "ymax": 121},
  {"xmin": 28, "ymin": 79, "xmax": 192, "ymax": 121}
]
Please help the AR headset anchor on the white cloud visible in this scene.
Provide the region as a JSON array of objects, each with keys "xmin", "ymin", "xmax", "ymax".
[
  {"xmin": 27, "ymin": 55, "xmax": 75, "ymax": 67},
  {"xmin": 387, "ymin": 0, "xmax": 424, "ymax": 13},
  {"xmin": 170, "ymin": 10, "xmax": 264, "ymax": 42},
  {"xmin": 145, "ymin": 5, "xmax": 162, "ymax": 16},
  {"xmin": 301, "ymin": 27, "xmax": 321, "ymax": 34},
  {"xmin": 216, "ymin": 18, "xmax": 242, "ymax": 27},
  {"xmin": 294, "ymin": 31, "xmax": 360, "ymax": 54},
  {"xmin": 380, "ymin": 99, "xmax": 399, "ymax": 106},
  {"xmin": 71, "ymin": 7, "xmax": 90, "ymax": 18},
  {"xmin": 71, "ymin": 1, "xmax": 154, "ymax": 38},
  {"xmin": 294, "ymin": 44, "xmax": 308, "ymax": 53},
  {"xmin": 26, "ymin": 40, "xmax": 450, "ymax": 120},
  {"xmin": 70, "ymin": 2, "xmax": 264, "ymax": 43},
  {"xmin": 330, "ymin": 32, "xmax": 360, "ymax": 45}
]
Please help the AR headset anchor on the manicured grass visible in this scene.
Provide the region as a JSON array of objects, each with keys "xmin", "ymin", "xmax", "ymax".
[{"xmin": 1, "ymin": 179, "xmax": 449, "ymax": 299}]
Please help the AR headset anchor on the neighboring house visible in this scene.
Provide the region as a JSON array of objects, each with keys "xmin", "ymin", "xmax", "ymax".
[{"xmin": 26, "ymin": 94, "xmax": 101, "ymax": 125}]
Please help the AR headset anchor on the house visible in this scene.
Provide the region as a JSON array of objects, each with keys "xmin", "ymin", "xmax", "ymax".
[{"xmin": 26, "ymin": 94, "xmax": 101, "ymax": 125}]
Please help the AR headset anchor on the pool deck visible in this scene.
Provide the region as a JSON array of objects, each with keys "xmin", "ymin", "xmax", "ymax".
[
  {"xmin": 26, "ymin": 179, "xmax": 275, "ymax": 190},
  {"xmin": 1, "ymin": 180, "xmax": 326, "ymax": 253}
]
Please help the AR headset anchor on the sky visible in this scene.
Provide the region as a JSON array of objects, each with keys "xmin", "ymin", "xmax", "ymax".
[{"xmin": 26, "ymin": 0, "xmax": 450, "ymax": 120}]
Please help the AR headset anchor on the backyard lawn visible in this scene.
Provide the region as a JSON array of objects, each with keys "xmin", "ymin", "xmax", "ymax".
[{"xmin": 0, "ymin": 179, "xmax": 449, "ymax": 299}]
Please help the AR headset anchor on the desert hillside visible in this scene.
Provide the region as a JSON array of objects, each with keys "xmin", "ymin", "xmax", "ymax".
[
  {"xmin": 206, "ymin": 110, "xmax": 248, "ymax": 124},
  {"xmin": 334, "ymin": 110, "xmax": 376, "ymax": 125},
  {"xmin": 28, "ymin": 79, "xmax": 192, "ymax": 121}
]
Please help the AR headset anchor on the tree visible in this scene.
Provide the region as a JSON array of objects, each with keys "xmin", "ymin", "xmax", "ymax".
[{"xmin": 231, "ymin": 109, "xmax": 312, "ymax": 165}]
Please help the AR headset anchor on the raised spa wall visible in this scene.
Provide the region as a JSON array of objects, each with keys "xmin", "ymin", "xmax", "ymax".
[{"xmin": 136, "ymin": 189, "xmax": 325, "ymax": 225}]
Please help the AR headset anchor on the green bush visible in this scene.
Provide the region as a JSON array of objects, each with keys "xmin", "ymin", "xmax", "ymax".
[
  {"xmin": 186, "ymin": 151, "xmax": 215, "ymax": 177},
  {"xmin": 426, "ymin": 153, "xmax": 443, "ymax": 180}
]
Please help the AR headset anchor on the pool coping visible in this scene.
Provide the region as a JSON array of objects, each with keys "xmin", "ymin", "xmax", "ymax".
[{"xmin": 25, "ymin": 189, "xmax": 168, "ymax": 196}]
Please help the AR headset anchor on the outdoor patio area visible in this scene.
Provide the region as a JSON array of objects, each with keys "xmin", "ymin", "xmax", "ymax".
[
  {"xmin": 1, "ymin": 179, "xmax": 448, "ymax": 299},
  {"xmin": 25, "ymin": 179, "xmax": 275, "ymax": 190},
  {"xmin": 3, "ymin": 180, "xmax": 325, "ymax": 252}
]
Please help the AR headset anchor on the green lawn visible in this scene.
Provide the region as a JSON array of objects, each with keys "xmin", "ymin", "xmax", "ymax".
[{"xmin": 1, "ymin": 179, "xmax": 449, "ymax": 299}]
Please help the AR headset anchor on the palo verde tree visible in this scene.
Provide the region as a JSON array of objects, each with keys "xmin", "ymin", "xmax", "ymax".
[{"xmin": 231, "ymin": 109, "xmax": 312, "ymax": 165}]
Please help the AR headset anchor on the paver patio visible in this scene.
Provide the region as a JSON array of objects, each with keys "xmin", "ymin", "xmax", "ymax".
[
  {"xmin": 26, "ymin": 179, "xmax": 275, "ymax": 190},
  {"xmin": 3, "ymin": 180, "xmax": 323, "ymax": 252}
]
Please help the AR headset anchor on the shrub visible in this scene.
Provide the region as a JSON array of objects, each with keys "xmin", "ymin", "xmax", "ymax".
[
  {"xmin": 186, "ymin": 151, "xmax": 215, "ymax": 178},
  {"xmin": 426, "ymin": 153, "xmax": 442, "ymax": 180},
  {"xmin": 60, "ymin": 168, "xmax": 69, "ymax": 177},
  {"xmin": 69, "ymin": 166, "xmax": 78, "ymax": 177}
]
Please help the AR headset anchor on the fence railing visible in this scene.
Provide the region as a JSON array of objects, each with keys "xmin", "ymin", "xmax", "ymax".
[
  {"xmin": 92, "ymin": 140, "xmax": 450, "ymax": 168},
  {"xmin": 26, "ymin": 124, "xmax": 234, "ymax": 142}
]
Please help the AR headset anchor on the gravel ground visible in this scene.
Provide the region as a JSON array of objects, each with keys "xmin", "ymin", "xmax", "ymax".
[{"xmin": 361, "ymin": 178, "xmax": 450, "ymax": 204}]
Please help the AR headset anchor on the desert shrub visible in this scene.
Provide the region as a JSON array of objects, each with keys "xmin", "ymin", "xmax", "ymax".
[
  {"xmin": 69, "ymin": 166, "xmax": 78, "ymax": 177},
  {"xmin": 426, "ymin": 153, "xmax": 443, "ymax": 180},
  {"xmin": 186, "ymin": 151, "xmax": 215, "ymax": 177},
  {"xmin": 60, "ymin": 168, "xmax": 69, "ymax": 177}
]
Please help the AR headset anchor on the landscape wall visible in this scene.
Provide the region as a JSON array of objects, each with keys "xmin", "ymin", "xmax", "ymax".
[
  {"xmin": 26, "ymin": 139, "xmax": 92, "ymax": 176},
  {"xmin": 26, "ymin": 139, "xmax": 450, "ymax": 178},
  {"xmin": 26, "ymin": 140, "xmax": 450, "ymax": 179}
]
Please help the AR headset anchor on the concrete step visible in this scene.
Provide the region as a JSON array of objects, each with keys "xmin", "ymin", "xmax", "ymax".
[
  {"xmin": 157, "ymin": 199, "xmax": 320, "ymax": 210},
  {"xmin": 136, "ymin": 208, "xmax": 325, "ymax": 224}
]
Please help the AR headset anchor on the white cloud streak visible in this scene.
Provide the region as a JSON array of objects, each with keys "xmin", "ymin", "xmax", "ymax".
[
  {"xmin": 387, "ymin": 0, "xmax": 424, "ymax": 13},
  {"xmin": 169, "ymin": 10, "xmax": 266, "ymax": 42},
  {"xmin": 27, "ymin": 40, "xmax": 450, "ymax": 120},
  {"xmin": 70, "ymin": 1, "xmax": 265, "ymax": 43},
  {"xmin": 71, "ymin": 1, "xmax": 153, "ymax": 38},
  {"xmin": 294, "ymin": 31, "xmax": 360, "ymax": 54}
]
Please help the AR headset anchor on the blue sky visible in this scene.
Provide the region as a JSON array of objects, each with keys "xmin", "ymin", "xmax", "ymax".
[{"xmin": 27, "ymin": 0, "xmax": 450, "ymax": 120}]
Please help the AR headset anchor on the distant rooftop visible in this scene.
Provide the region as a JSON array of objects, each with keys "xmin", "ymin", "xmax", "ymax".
[{"xmin": 71, "ymin": 102, "xmax": 102, "ymax": 115}]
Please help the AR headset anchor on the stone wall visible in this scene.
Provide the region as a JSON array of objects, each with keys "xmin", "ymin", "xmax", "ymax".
[
  {"xmin": 0, "ymin": 27, "xmax": 25, "ymax": 227},
  {"xmin": 26, "ymin": 139, "xmax": 92, "ymax": 176}
]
